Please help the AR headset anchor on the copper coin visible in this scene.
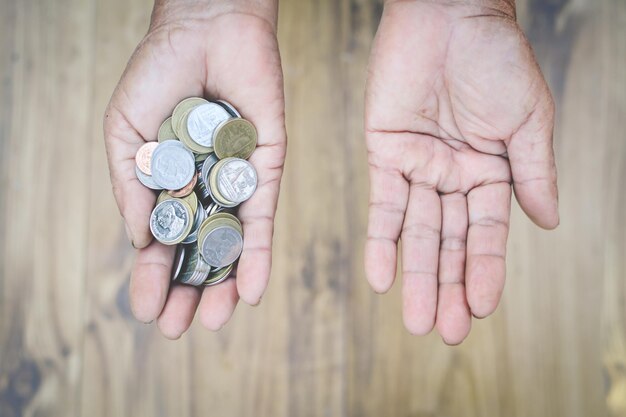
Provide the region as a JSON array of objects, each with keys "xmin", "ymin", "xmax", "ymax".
[
  {"xmin": 135, "ymin": 141, "xmax": 158, "ymax": 176},
  {"xmin": 168, "ymin": 172, "xmax": 198, "ymax": 198}
]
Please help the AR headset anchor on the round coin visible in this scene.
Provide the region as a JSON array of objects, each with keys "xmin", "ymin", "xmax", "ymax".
[
  {"xmin": 215, "ymin": 158, "xmax": 258, "ymax": 204},
  {"xmin": 168, "ymin": 172, "xmax": 198, "ymax": 198},
  {"xmin": 135, "ymin": 141, "xmax": 159, "ymax": 175},
  {"xmin": 158, "ymin": 117, "xmax": 178, "ymax": 142},
  {"xmin": 151, "ymin": 141, "xmax": 196, "ymax": 190},
  {"xmin": 204, "ymin": 263, "xmax": 234, "ymax": 286},
  {"xmin": 215, "ymin": 100, "xmax": 241, "ymax": 118},
  {"xmin": 182, "ymin": 199, "xmax": 207, "ymax": 244},
  {"xmin": 135, "ymin": 165, "xmax": 163, "ymax": 190},
  {"xmin": 172, "ymin": 245, "xmax": 186, "ymax": 280},
  {"xmin": 172, "ymin": 97, "xmax": 208, "ymax": 137},
  {"xmin": 186, "ymin": 102, "xmax": 231, "ymax": 147},
  {"xmin": 150, "ymin": 198, "xmax": 194, "ymax": 245},
  {"xmin": 213, "ymin": 118, "xmax": 257, "ymax": 160},
  {"xmin": 200, "ymin": 225, "xmax": 243, "ymax": 268}
]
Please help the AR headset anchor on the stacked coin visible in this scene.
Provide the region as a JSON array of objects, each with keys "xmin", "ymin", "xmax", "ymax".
[{"xmin": 135, "ymin": 97, "xmax": 258, "ymax": 287}]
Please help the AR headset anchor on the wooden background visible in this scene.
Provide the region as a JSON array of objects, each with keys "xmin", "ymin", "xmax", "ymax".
[{"xmin": 0, "ymin": 0, "xmax": 624, "ymax": 416}]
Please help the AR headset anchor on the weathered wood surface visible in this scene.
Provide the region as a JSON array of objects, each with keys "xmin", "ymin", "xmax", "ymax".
[{"xmin": 0, "ymin": 0, "xmax": 624, "ymax": 416}]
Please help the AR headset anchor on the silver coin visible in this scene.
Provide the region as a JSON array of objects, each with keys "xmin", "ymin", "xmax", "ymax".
[
  {"xmin": 181, "ymin": 200, "xmax": 207, "ymax": 244},
  {"xmin": 151, "ymin": 141, "xmax": 196, "ymax": 190},
  {"xmin": 172, "ymin": 245, "xmax": 186, "ymax": 280},
  {"xmin": 178, "ymin": 244, "xmax": 211, "ymax": 286},
  {"xmin": 208, "ymin": 178, "xmax": 239, "ymax": 208},
  {"xmin": 200, "ymin": 225, "xmax": 243, "ymax": 268},
  {"xmin": 215, "ymin": 100, "xmax": 241, "ymax": 118},
  {"xmin": 135, "ymin": 165, "xmax": 163, "ymax": 190},
  {"xmin": 201, "ymin": 153, "xmax": 219, "ymax": 185},
  {"xmin": 150, "ymin": 199, "xmax": 192, "ymax": 245},
  {"xmin": 186, "ymin": 103, "xmax": 231, "ymax": 147},
  {"xmin": 216, "ymin": 158, "xmax": 258, "ymax": 204}
]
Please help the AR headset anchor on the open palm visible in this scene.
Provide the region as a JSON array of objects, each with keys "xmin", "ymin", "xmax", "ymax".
[
  {"xmin": 365, "ymin": 1, "xmax": 558, "ymax": 344},
  {"xmin": 104, "ymin": 10, "xmax": 286, "ymax": 338}
]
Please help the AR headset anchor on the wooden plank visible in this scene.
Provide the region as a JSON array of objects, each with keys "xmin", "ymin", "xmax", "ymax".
[
  {"xmin": 0, "ymin": 0, "xmax": 622, "ymax": 416},
  {"xmin": 80, "ymin": 1, "xmax": 197, "ymax": 417},
  {"xmin": 0, "ymin": 0, "xmax": 95, "ymax": 416}
]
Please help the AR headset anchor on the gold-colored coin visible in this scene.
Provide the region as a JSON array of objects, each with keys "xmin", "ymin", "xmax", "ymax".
[
  {"xmin": 172, "ymin": 97, "xmax": 208, "ymax": 137},
  {"xmin": 158, "ymin": 117, "xmax": 178, "ymax": 142},
  {"xmin": 195, "ymin": 152, "xmax": 210, "ymax": 162},
  {"xmin": 178, "ymin": 108, "xmax": 214, "ymax": 154},
  {"xmin": 158, "ymin": 190, "xmax": 198, "ymax": 215},
  {"xmin": 197, "ymin": 214, "xmax": 242, "ymax": 247},
  {"xmin": 208, "ymin": 159, "xmax": 238, "ymax": 207},
  {"xmin": 213, "ymin": 118, "xmax": 257, "ymax": 160},
  {"xmin": 203, "ymin": 263, "xmax": 234, "ymax": 286}
]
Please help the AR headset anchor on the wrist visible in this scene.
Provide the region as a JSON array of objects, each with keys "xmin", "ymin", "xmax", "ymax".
[
  {"xmin": 151, "ymin": 0, "xmax": 279, "ymax": 32},
  {"xmin": 384, "ymin": 0, "xmax": 516, "ymax": 20}
]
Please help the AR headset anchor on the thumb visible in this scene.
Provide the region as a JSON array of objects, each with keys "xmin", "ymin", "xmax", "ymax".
[
  {"xmin": 507, "ymin": 97, "xmax": 559, "ymax": 229},
  {"xmin": 104, "ymin": 106, "xmax": 157, "ymax": 248}
]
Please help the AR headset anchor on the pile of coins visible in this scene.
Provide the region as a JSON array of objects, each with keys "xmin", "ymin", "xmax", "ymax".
[{"xmin": 134, "ymin": 98, "xmax": 258, "ymax": 287}]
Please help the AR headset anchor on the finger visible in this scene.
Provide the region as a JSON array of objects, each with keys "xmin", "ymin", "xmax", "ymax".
[
  {"xmin": 104, "ymin": 129, "xmax": 157, "ymax": 249},
  {"xmin": 401, "ymin": 186, "xmax": 440, "ymax": 335},
  {"xmin": 436, "ymin": 193, "xmax": 471, "ymax": 345},
  {"xmin": 365, "ymin": 164, "xmax": 409, "ymax": 293},
  {"xmin": 236, "ymin": 145, "xmax": 283, "ymax": 306},
  {"xmin": 465, "ymin": 182, "xmax": 511, "ymax": 318},
  {"xmin": 104, "ymin": 39, "xmax": 205, "ymax": 248},
  {"xmin": 156, "ymin": 284, "xmax": 202, "ymax": 340},
  {"xmin": 199, "ymin": 278, "xmax": 239, "ymax": 331},
  {"xmin": 129, "ymin": 241, "xmax": 176, "ymax": 323},
  {"xmin": 507, "ymin": 99, "xmax": 559, "ymax": 229}
]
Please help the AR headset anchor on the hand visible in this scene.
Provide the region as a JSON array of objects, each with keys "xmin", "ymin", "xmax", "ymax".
[
  {"xmin": 104, "ymin": 0, "xmax": 286, "ymax": 338},
  {"xmin": 365, "ymin": 0, "xmax": 558, "ymax": 344}
]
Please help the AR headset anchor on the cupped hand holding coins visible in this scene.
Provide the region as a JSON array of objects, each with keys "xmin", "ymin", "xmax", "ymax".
[
  {"xmin": 103, "ymin": 3, "xmax": 286, "ymax": 339},
  {"xmin": 137, "ymin": 98, "xmax": 258, "ymax": 287}
]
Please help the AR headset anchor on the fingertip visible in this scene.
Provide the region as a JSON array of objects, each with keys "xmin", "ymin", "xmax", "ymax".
[
  {"xmin": 403, "ymin": 314, "xmax": 435, "ymax": 336},
  {"xmin": 129, "ymin": 276, "xmax": 168, "ymax": 323},
  {"xmin": 236, "ymin": 250, "xmax": 270, "ymax": 306},
  {"xmin": 467, "ymin": 296, "xmax": 501, "ymax": 319},
  {"xmin": 156, "ymin": 320, "xmax": 184, "ymax": 340},
  {"xmin": 199, "ymin": 279, "xmax": 239, "ymax": 331},
  {"xmin": 436, "ymin": 285, "xmax": 472, "ymax": 345},
  {"xmin": 129, "ymin": 243, "xmax": 175, "ymax": 323},
  {"xmin": 364, "ymin": 239, "xmax": 397, "ymax": 294},
  {"xmin": 156, "ymin": 285, "xmax": 201, "ymax": 339}
]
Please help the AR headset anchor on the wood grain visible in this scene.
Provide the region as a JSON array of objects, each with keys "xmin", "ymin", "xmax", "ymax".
[{"xmin": 0, "ymin": 0, "xmax": 624, "ymax": 416}]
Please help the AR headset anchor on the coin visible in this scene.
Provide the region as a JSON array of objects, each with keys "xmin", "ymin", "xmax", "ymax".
[
  {"xmin": 200, "ymin": 225, "xmax": 243, "ymax": 268},
  {"xmin": 172, "ymin": 245, "xmax": 186, "ymax": 280},
  {"xmin": 177, "ymin": 243, "xmax": 211, "ymax": 286},
  {"xmin": 157, "ymin": 191, "xmax": 198, "ymax": 216},
  {"xmin": 150, "ymin": 198, "xmax": 194, "ymax": 245},
  {"xmin": 158, "ymin": 117, "xmax": 178, "ymax": 142},
  {"xmin": 186, "ymin": 102, "xmax": 231, "ymax": 147},
  {"xmin": 182, "ymin": 199, "xmax": 207, "ymax": 244},
  {"xmin": 215, "ymin": 158, "xmax": 258, "ymax": 204},
  {"xmin": 201, "ymin": 153, "xmax": 219, "ymax": 185},
  {"xmin": 151, "ymin": 141, "xmax": 196, "ymax": 190},
  {"xmin": 204, "ymin": 263, "xmax": 234, "ymax": 286},
  {"xmin": 178, "ymin": 108, "xmax": 214, "ymax": 154},
  {"xmin": 135, "ymin": 142, "xmax": 159, "ymax": 175},
  {"xmin": 213, "ymin": 118, "xmax": 257, "ymax": 159},
  {"xmin": 172, "ymin": 97, "xmax": 208, "ymax": 137},
  {"xmin": 215, "ymin": 100, "xmax": 241, "ymax": 118},
  {"xmin": 208, "ymin": 164, "xmax": 239, "ymax": 207},
  {"xmin": 168, "ymin": 172, "xmax": 198, "ymax": 198},
  {"xmin": 135, "ymin": 165, "xmax": 163, "ymax": 190}
]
